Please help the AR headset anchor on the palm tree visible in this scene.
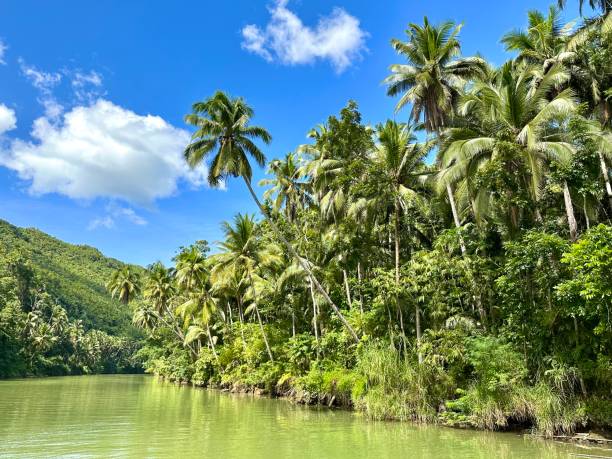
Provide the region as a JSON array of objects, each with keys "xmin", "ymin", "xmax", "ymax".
[
  {"xmin": 175, "ymin": 247, "xmax": 208, "ymax": 292},
  {"xmin": 107, "ymin": 266, "xmax": 141, "ymax": 305},
  {"xmin": 212, "ymin": 213, "xmax": 279, "ymax": 361},
  {"xmin": 350, "ymin": 120, "xmax": 431, "ymax": 355},
  {"xmin": 384, "ymin": 17, "xmax": 486, "ymax": 245},
  {"xmin": 142, "ymin": 262, "xmax": 195, "ymax": 351},
  {"xmin": 440, "ymin": 62, "xmax": 578, "ymax": 237},
  {"xmin": 259, "ymin": 152, "xmax": 311, "ymax": 223},
  {"xmin": 184, "ymin": 91, "xmax": 359, "ymax": 343},
  {"xmin": 179, "ymin": 287, "xmax": 219, "ymax": 360},
  {"xmin": 144, "ymin": 262, "xmax": 176, "ymax": 314},
  {"xmin": 558, "ymin": 0, "xmax": 611, "ymax": 16},
  {"xmin": 502, "ymin": 6, "xmax": 575, "ymax": 70}
]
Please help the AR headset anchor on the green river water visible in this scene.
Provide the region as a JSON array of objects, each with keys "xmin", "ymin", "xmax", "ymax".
[{"xmin": 0, "ymin": 375, "xmax": 609, "ymax": 458}]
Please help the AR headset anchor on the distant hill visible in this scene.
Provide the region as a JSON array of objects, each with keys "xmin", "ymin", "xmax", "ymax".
[{"xmin": 0, "ymin": 219, "xmax": 138, "ymax": 336}]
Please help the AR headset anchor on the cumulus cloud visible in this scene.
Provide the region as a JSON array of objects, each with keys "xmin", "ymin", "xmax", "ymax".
[
  {"xmin": 0, "ymin": 104, "xmax": 16, "ymax": 135},
  {"xmin": 241, "ymin": 0, "xmax": 367, "ymax": 73},
  {"xmin": 88, "ymin": 203, "xmax": 147, "ymax": 230},
  {"xmin": 0, "ymin": 99, "xmax": 207, "ymax": 204}
]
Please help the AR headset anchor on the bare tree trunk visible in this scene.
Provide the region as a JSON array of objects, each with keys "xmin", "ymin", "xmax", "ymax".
[
  {"xmin": 446, "ymin": 183, "xmax": 466, "ymax": 254},
  {"xmin": 244, "ymin": 177, "xmax": 359, "ymax": 343},
  {"xmin": 598, "ymin": 151, "xmax": 612, "ymax": 211},
  {"xmin": 291, "ymin": 310, "xmax": 296, "ymax": 338},
  {"xmin": 563, "ymin": 181, "xmax": 578, "ymax": 242},
  {"xmin": 342, "ymin": 269, "xmax": 352, "ymax": 309}
]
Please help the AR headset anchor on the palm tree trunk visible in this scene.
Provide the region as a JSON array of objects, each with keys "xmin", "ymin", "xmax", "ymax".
[
  {"xmin": 563, "ymin": 181, "xmax": 578, "ymax": 242},
  {"xmin": 206, "ymin": 324, "xmax": 218, "ymax": 361},
  {"xmin": 342, "ymin": 269, "xmax": 352, "ymax": 308},
  {"xmin": 243, "ymin": 177, "xmax": 360, "ymax": 343},
  {"xmin": 357, "ymin": 262, "xmax": 364, "ymax": 314},
  {"xmin": 446, "ymin": 183, "xmax": 466, "ymax": 254},
  {"xmin": 394, "ymin": 198, "xmax": 408, "ymax": 356},
  {"xmin": 161, "ymin": 304, "xmax": 197, "ymax": 358},
  {"xmin": 309, "ymin": 278, "xmax": 320, "ymax": 348},
  {"xmin": 247, "ymin": 270, "xmax": 274, "ymax": 362},
  {"xmin": 236, "ymin": 296, "xmax": 247, "ymax": 351},
  {"xmin": 598, "ymin": 151, "xmax": 612, "ymax": 211}
]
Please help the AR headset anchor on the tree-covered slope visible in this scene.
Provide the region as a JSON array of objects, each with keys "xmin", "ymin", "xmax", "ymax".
[{"xmin": 0, "ymin": 219, "xmax": 136, "ymax": 335}]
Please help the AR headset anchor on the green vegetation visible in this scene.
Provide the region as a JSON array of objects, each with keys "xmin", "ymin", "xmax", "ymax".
[
  {"xmin": 0, "ymin": 219, "xmax": 142, "ymax": 377},
  {"xmin": 123, "ymin": 1, "xmax": 612, "ymax": 438}
]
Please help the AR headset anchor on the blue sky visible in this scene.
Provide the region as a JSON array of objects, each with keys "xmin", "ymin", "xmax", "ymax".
[{"xmin": 0, "ymin": 0, "xmax": 584, "ymax": 266}]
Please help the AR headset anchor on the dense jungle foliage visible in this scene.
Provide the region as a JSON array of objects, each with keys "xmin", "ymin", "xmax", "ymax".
[
  {"xmin": 97, "ymin": 0, "xmax": 612, "ymax": 437},
  {"xmin": 0, "ymin": 219, "xmax": 142, "ymax": 377}
]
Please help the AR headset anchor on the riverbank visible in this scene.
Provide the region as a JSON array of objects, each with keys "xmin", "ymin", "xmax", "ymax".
[{"xmin": 151, "ymin": 370, "xmax": 612, "ymax": 446}]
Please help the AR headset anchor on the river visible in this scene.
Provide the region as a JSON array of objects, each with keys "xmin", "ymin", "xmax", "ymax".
[{"xmin": 0, "ymin": 375, "xmax": 609, "ymax": 458}]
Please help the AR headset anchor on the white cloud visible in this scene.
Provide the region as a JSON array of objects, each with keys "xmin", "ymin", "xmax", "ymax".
[
  {"xmin": 71, "ymin": 70, "xmax": 105, "ymax": 103},
  {"xmin": 0, "ymin": 104, "xmax": 16, "ymax": 135},
  {"xmin": 88, "ymin": 215, "xmax": 115, "ymax": 230},
  {"xmin": 0, "ymin": 40, "xmax": 7, "ymax": 65},
  {"xmin": 241, "ymin": 0, "xmax": 367, "ymax": 73},
  {"xmin": 19, "ymin": 59, "xmax": 64, "ymax": 119},
  {"xmin": 88, "ymin": 203, "xmax": 147, "ymax": 231},
  {"xmin": 0, "ymin": 99, "xmax": 207, "ymax": 204},
  {"xmin": 19, "ymin": 59, "xmax": 62, "ymax": 91}
]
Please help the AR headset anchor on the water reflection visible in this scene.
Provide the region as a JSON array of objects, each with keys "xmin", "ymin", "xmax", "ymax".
[{"xmin": 0, "ymin": 375, "xmax": 609, "ymax": 458}]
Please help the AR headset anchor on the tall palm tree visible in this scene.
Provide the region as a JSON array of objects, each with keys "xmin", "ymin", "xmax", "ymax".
[
  {"xmin": 142, "ymin": 262, "xmax": 193, "ymax": 351},
  {"xmin": 107, "ymin": 266, "xmax": 141, "ymax": 305},
  {"xmin": 184, "ymin": 91, "xmax": 359, "ymax": 342},
  {"xmin": 350, "ymin": 120, "xmax": 431, "ymax": 354},
  {"xmin": 440, "ymin": 62, "xmax": 578, "ymax": 237},
  {"xmin": 212, "ymin": 214, "xmax": 279, "ymax": 361},
  {"xmin": 175, "ymin": 247, "xmax": 208, "ymax": 292},
  {"xmin": 384, "ymin": 17, "xmax": 486, "ymax": 245},
  {"xmin": 259, "ymin": 152, "xmax": 311, "ymax": 223}
]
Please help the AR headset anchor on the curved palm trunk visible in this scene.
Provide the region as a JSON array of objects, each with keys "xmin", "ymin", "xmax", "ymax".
[
  {"xmin": 563, "ymin": 181, "xmax": 578, "ymax": 242},
  {"xmin": 598, "ymin": 151, "xmax": 612, "ymax": 211},
  {"xmin": 243, "ymin": 177, "xmax": 360, "ymax": 343},
  {"xmin": 161, "ymin": 304, "xmax": 197, "ymax": 358}
]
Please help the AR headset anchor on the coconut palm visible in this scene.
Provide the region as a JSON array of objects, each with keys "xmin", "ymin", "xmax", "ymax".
[
  {"xmin": 439, "ymin": 61, "xmax": 578, "ymax": 237},
  {"xmin": 259, "ymin": 152, "xmax": 311, "ymax": 223},
  {"xmin": 184, "ymin": 91, "xmax": 359, "ymax": 342},
  {"xmin": 144, "ymin": 262, "xmax": 176, "ymax": 314},
  {"xmin": 175, "ymin": 247, "xmax": 208, "ymax": 292},
  {"xmin": 107, "ymin": 266, "xmax": 141, "ymax": 305},
  {"xmin": 350, "ymin": 120, "xmax": 431, "ymax": 353},
  {"xmin": 212, "ymin": 213, "xmax": 280, "ymax": 361},
  {"xmin": 502, "ymin": 6, "xmax": 575, "ymax": 70},
  {"xmin": 384, "ymin": 17, "xmax": 486, "ymax": 243}
]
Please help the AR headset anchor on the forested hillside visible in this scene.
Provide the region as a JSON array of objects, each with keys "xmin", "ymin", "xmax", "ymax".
[
  {"xmin": 0, "ymin": 219, "xmax": 134, "ymax": 334},
  {"xmin": 0, "ymin": 219, "xmax": 142, "ymax": 377}
]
